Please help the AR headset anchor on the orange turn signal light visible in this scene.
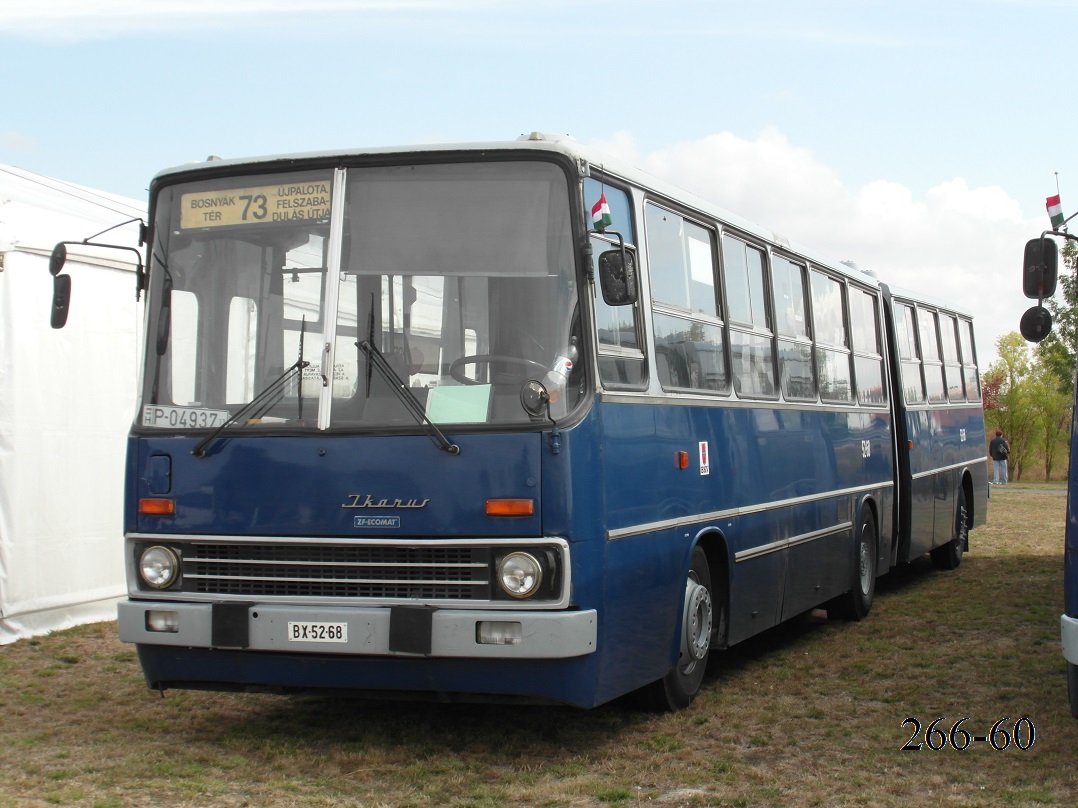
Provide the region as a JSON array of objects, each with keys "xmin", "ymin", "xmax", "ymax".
[
  {"xmin": 139, "ymin": 498, "xmax": 176, "ymax": 516},
  {"xmin": 485, "ymin": 499, "xmax": 535, "ymax": 517},
  {"xmin": 676, "ymin": 451, "xmax": 690, "ymax": 469}
]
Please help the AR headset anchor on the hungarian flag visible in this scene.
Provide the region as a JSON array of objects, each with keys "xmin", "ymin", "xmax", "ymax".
[
  {"xmin": 1047, "ymin": 194, "xmax": 1065, "ymax": 229},
  {"xmin": 591, "ymin": 193, "xmax": 612, "ymax": 231}
]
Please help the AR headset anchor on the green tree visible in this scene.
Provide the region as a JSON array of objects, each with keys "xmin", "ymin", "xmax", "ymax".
[
  {"xmin": 1027, "ymin": 361, "xmax": 1073, "ymax": 479},
  {"xmin": 984, "ymin": 332, "xmax": 1040, "ymax": 480}
]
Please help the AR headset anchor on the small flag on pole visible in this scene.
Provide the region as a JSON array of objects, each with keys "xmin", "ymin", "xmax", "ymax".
[
  {"xmin": 591, "ymin": 193, "xmax": 612, "ymax": 231},
  {"xmin": 1047, "ymin": 194, "xmax": 1065, "ymax": 229}
]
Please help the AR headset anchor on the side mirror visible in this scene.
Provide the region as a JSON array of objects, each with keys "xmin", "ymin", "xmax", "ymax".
[
  {"xmin": 48, "ymin": 242, "xmax": 68, "ymax": 276},
  {"xmin": 1023, "ymin": 237, "xmax": 1058, "ymax": 299},
  {"xmin": 1020, "ymin": 305, "xmax": 1053, "ymax": 343},
  {"xmin": 51, "ymin": 274, "xmax": 72, "ymax": 329},
  {"xmin": 598, "ymin": 247, "xmax": 638, "ymax": 306}
]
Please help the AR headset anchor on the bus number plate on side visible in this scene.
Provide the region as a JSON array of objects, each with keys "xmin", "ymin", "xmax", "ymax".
[{"xmin": 287, "ymin": 622, "xmax": 348, "ymax": 643}]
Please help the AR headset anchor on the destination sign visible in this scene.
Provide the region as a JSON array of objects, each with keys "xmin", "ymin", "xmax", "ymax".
[{"xmin": 180, "ymin": 181, "xmax": 332, "ymax": 229}]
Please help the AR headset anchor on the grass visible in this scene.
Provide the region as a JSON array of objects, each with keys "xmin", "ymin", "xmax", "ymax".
[{"xmin": 2, "ymin": 488, "xmax": 1077, "ymax": 807}]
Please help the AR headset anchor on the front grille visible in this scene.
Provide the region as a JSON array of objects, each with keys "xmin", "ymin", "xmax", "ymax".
[{"xmin": 180, "ymin": 542, "xmax": 493, "ymax": 600}]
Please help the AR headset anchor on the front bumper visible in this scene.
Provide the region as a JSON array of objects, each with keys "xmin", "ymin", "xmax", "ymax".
[{"xmin": 118, "ymin": 600, "xmax": 597, "ymax": 660}]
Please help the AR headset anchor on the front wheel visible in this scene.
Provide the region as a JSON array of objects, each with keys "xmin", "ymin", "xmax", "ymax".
[{"xmin": 637, "ymin": 545, "xmax": 722, "ymax": 711}]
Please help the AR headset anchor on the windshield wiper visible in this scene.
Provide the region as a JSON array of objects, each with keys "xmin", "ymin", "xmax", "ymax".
[
  {"xmin": 358, "ymin": 339, "xmax": 460, "ymax": 455},
  {"xmin": 191, "ymin": 359, "xmax": 310, "ymax": 458}
]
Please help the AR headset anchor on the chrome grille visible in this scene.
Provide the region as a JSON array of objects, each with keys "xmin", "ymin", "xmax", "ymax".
[{"xmin": 181, "ymin": 542, "xmax": 493, "ymax": 600}]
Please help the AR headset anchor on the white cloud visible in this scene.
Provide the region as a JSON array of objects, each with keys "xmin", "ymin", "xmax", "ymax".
[{"xmin": 587, "ymin": 129, "xmax": 1041, "ymax": 366}]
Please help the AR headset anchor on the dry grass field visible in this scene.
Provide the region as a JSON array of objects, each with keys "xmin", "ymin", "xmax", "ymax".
[{"xmin": 2, "ymin": 486, "xmax": 1076, "ymax": 807}]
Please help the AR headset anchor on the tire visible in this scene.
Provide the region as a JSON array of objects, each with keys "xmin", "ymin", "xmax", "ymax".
[
  {"xmin": 831, "ymin": 508, "xmax": 877, "ymax": 621},
  {"xmin": 931, "ymin": 486, "xmax": 968, "ymax": 571},
  {"xmin": 636, "ymin": 545, "xmax": 721, "ymax": 711}
]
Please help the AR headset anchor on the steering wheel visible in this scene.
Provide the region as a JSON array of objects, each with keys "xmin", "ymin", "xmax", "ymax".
[{"xmin": 449, "ymin": 355, "xmax": 548, "ymax": 386}]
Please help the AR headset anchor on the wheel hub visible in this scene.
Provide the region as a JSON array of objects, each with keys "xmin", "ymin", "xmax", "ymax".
[{"xmin": 682, "ymin": 578, "xmax": 713, "ymax": 663}]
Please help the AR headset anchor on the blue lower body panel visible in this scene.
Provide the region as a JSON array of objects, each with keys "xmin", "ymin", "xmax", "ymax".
[{"xmin": 135, "ymin": 644, "xmax": 603, "ymax": 707}]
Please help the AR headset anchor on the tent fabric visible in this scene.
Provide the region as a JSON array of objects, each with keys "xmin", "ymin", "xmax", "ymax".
[{"xmin": 0, "ymin": 165, "xmax": 144, "ymax": 644}]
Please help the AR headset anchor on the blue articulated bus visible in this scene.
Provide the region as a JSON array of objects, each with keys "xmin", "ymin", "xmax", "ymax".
[{"xmin": 52, "ymin": 135, "xmax": 986, "ymax": 709}]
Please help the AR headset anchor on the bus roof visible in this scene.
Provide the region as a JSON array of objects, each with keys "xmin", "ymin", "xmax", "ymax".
[{"xmin": 881, "ymin": 281, "xmax": 975, "ymax": 319}]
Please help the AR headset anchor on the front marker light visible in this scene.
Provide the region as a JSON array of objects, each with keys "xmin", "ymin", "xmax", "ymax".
[
  {"xmin": 146, "ymin": 610, "xmax": 179, "ymax": 633},
  {"xmin": 140, "ymin": 546, "xmax": 179, "ymax": 589},
  {"xmin": 497, "ymin": 552, "xmax": 542, "ymax": 599},
  {"xmin": 477, "ymin": 621, "xmax": 522, "ymax": 645}
]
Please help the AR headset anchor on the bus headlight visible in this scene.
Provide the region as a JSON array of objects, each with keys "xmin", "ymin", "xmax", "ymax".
[
  {"xmin": 497, "ymin": 552, "xmax": 543, "ymax": 599},
  {"xmin": 140, "ymin": 546, "xmax": 180, "ymax": 589}
]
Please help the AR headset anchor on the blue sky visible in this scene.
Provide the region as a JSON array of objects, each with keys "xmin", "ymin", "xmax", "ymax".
[{"xmin": 2, "ymin": 0, "xmax": 1075, "ymax": 364}]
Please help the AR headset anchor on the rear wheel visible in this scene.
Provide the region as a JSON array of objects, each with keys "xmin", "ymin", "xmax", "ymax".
[
  {"xmin": 931, "ymin": 486, "xmax": 968, "ymax": 571},
  {"xmin": 637, "ymin": 545, "xmax": 722, "ymax": 711},
  {"xmin": 831, "ymin": 508, "xmax": 877, "ymax": 621}
]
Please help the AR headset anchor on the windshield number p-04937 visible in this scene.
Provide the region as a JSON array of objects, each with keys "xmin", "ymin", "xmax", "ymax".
[{"xmin": 142, "ymin": 406, "xmax": 231, "ymax": 429}]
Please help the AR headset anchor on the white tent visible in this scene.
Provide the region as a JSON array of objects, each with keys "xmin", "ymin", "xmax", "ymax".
[{"xmin": 0, "ymin": 165, "xmax": 145, "ymax": 643}]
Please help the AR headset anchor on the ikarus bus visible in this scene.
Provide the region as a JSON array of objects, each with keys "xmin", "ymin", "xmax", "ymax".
[{"xmin": 49, "ymin": 134, "xmax": 988, "ymax": 709}]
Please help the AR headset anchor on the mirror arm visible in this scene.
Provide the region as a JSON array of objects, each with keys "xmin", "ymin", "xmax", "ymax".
[
  {"xmin": 592, "ymin": 228, "xmax": 629, "ymax": 279},
  {"xmin": 49, "ymin": 217, "xmax": 148, "ymax": 301}
]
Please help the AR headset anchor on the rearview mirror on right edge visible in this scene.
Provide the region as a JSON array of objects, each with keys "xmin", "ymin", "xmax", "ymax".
[{"xmin": 1023, "ymin": 237, "xmax": 1059, "ymax": 299}]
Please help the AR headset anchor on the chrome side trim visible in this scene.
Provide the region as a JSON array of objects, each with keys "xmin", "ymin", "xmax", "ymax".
[
  {"xmin": 734, "ymin": 522, "xmax": 853, "ymax": 563},
  {"xmin": 911, "ymin": 457, "xmax": 988, "ymax": 480},
  {"xmin": 606, "ymin": 481, "xmax": 892, "ymax": 541}
]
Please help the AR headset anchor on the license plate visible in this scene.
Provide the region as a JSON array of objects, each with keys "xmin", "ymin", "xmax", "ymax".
[{"xmin": 287, "ymin": 621, "xmax": 348, "ymax": 643}]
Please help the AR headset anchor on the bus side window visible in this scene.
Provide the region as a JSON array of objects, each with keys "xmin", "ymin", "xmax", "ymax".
[
  {"xmin": 586, "ymin": 179, "xmax": 646, "ymax": 387},
  {"xmin": 849, "ymin": 287, "xmax": 886, "ymax": 406},
  {"xmin": 809, "ymin": 269, "xmax": 852, "ymax": 403},
  {"xmin": 646, "ymin": 203, "xmax": 727, "ymax": 393},
  {"xmin": 772, "ymin": 255, "xmax": 814, "ymax": 400},
  {"xmin": 722, "ymin": 234, "xmax": 775, "ymax": 397},
  {"xmin": 939, "ymin": 313, "xmax": 964, "ymax": 402},
  {"xmin": 894, "ymin": 303, "xmax": 925, "ymax": 404},
  {"xmin": 959, "ymin": 318, "xmax": 981, "ymax": 400},
  {"xmin": 919, "ymin": 308, "xmax": 946, "ymax": 403}
]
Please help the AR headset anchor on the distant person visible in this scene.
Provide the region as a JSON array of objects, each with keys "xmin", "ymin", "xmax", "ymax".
[{"xmin": 989, "ymin": 430, "xmax": 1010, "ymax": 485}]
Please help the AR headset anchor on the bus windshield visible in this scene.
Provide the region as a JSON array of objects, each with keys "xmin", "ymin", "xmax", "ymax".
[{"xmin": 140, "ymin": 160, "xmax": 581, "ymax": 432}]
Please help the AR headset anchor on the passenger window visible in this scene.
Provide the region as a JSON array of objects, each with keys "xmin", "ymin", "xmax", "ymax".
[
  {"xmin": 920, "ymin": 309, "xmax": 946, "ymax": 403},
  {"xmin": 939, "ymin": 313, "xmax": 964, "ymax": 402},
  {"xmin": 723, "ymin": 235, "xmax": 769, "ymax": 329},
  {"xmin": 894, "ymin": 303, "xmax": 924, "ymax": 404},
  {"xmin": 722, "ymin": 235, "xmax": 775, "ymax": 398},
  {"xmin": 849, "ymin": 287, "xmax": 886, "ymax": 406},
  {"xmin": 772, "ymin": 256, "xmax": 814, "ymax": 400},
  {"xmin": 646, "ymin": 203, "xmax": 718, "ymax": 316},
  {"xmin": 647, "ymin": 204, "xmax": 727, "ymax": 393},
  {"xmin": 810, "ymin": 270, "xmax": 852, "ymax": 403},
  {"xmin": 959, "ymin": 319, "xmax": 981, "ymax": 400}
]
